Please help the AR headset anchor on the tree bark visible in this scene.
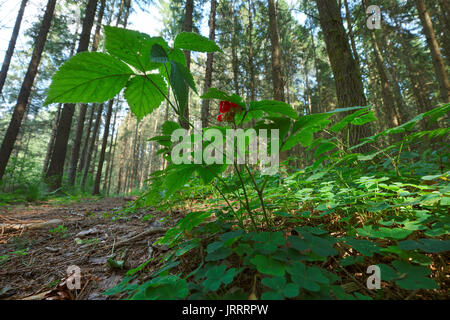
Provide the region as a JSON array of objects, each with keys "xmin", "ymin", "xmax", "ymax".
[
  {"xmin": 0, "ymin": 0, "xmax": 28, "ymax": 96},
  {"xmin": 315, "ymin": 0, "xmax": 370, "ymax": 152},
  {"xmin": 42, "ymin": 103, "xmax": 62, "ymax": 174},
  {"xmin": 343, "ymin": 0, "xmax": 360, "ymax": 67},
  {"xmin": 415, "ymin": 0, "xmax": 450, "ymax": 102},
  {"xmin": 200, "ymin": 0, "xmax": 217, "ymax": 128},
  {"xmin": 268, "ymin": 0, "xmax": 285, "ymax": 102},
  {"xmin": 81, "ymin": 103, "xmax": 103, "ymax": 187},
  {"xmin": 67, "ymin": 0, "xmax": 106, "ymax": 186},
  {"xmin": 248, "ymin": 0, "xmax": 256, "ymax": 102},
  {"xmin": 93, "ymin": 99, "xmax": 114, "ymax": 194},
  {"xmin": 0, "ymin": 0, "xmax": 56, "ymax": 181},
  {"xmin": 179, "ymin": 0, "xmax": 194, "ymax": 130},
  {"xmin": 45, "ymin": 0, "xmax": 98, "ymax": 190}
]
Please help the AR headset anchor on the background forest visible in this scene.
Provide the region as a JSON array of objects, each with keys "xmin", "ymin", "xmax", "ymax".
[
  {"xmin": 0, "ymin": 0, "xmax": 449, "ymax": 301},
  {"xmin": 0, "ymin": 0, "xmax": 447, "ymax": 198}
]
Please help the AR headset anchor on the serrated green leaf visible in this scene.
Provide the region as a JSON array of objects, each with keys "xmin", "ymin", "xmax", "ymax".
[
  {"xmin": 249, "ymin": 100, "xmax": 297, "ymax": 119},
  {"xmin": 105, "ymin": 26, "xmax": 168, "ymax": 71},
  {"xmin": 124, "ymin": 74, "xmax": 167, "ymax": 120},
  {"xmin": 44, "ymin": 52, "xmax": 132, "ymax": 105},
  {"xmin": 174, "ymin": 32, "xmax": 222, "ymax": 53}
]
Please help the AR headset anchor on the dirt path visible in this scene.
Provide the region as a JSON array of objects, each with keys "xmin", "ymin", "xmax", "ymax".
[{"xmin": 0, "ymin": 198, "xmax": 176, "ymax": 300}]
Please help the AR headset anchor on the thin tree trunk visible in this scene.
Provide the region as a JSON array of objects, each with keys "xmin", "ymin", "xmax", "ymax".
[
  {"xmin": 201, "ymin": 0, "xmax": 216, "ymax": 128},
  {"xmin": 93, "ymin": 99, "xmax": 114, "ymax": 194},
  {"xmin": 42, "ymin": 103, "xmax": 62, "ymax": 174},
  {"xmin": 0, "ymin": 0, "xmax": 56, "ymax": 181},
  {"xmin": 343, "ymin": 0, "xmax": 360, "ymax": 67},
  {"xmin": 45, "ymin": 0, "xmax": 98, "ymax": 190},
  {"xmin": 67, "ymin": 0, "xmax": 106, "ymax": 186},
  {"xmin": 0, "ymin": 0, "xmax": 28, "ymax": 96},
  {"xmin": 231, "ymin": 0, "xmax": 240, "ymax": 96},
  {"xmin": 248, "ymin": 0, "xmax": 256, "ymax": 102},
  {"xmin": 179, "ymin": 0, "xmax": 193, "ymax": 130},
  {"xmin": 268, "ymin": 0, "xmax": 285, "ymax": 102},
  {"xmin": 415, "ymin": 0, "xmax": 450, "ymax": 102},
  {"xmin": 315, "ymin": 0, "xmax": 370, "ymax": 152},
  {"xmin": 81, "ymin": 103, "xmax": 104, "ymax": 187},
  {"xmin": 103, "ymin": 104, "xmax": 118, "ymax": 193}
]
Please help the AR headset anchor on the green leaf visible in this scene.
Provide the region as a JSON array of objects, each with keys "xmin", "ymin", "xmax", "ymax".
[
  {"xmin": 162, "ymin": 121, "xmax": 181, "ymax": 135},
  {"xmin": 124, "ymin": 74, "xmax": 167, "ymax": 120},
  {"xmin": 170, "ymin": 60, "xmax": 197, "ymax": 110},
  {"xmin": 289, "ymin": 232, "xmax": 337, "ymax": 258},
  {"xmin": 282, "ymin": 130, "xmax": 314, "ymax": 151},
  {"xmin": 292, "ymin": 113, "xmax": 332, "ymax": 133},
  {"xmin": 202, "ymin": 265, "xmax": 237, "ymax": 291},
  {"xmin": 150, "ymin": 43, "xmax": 169, "ymax": 63},
  {"xmin": 343, "ymin": 238, "xmax": 381, "ymax": 257},
  {"xmin": 287, "ymin": 262, "xmax": 328, "ymax": 292},
  {"xmin": 250, "ymin": 255, "xmax": 286, "ymax": 276},
  {"xmin": 252, "ymin": 232, "xmax": 286, "ymax": 254},
  {"xmin": 398, "ymin": 239, "xmax": 450, "ymax": 253},
  {"xmin": 105, "ymin": 26, "xmax": 168, "ymax": 71},
  {"xmin": 392, "ymin": 260, "xmax": 437, "ymax": 290},
  {"xmin": 249, "ymin": 100, "xmax": 297, "ymax": 119},
  {"xmin": 164, "ymin": 165, "xmax": 196, "ymax": 198},
  {"xmin": 174, "ymin": 32, "xmax": 222, "ymax": 53},
  {"xmin": 44, "ymin": 52, "xmax": 132, "ymax": 105},
  {"xmin": 261, "ymin": 276, "xmax": 299, "ymax": 299},
  {"xmin": 330, "ymin": 108, "xmax": 370, "ymax": 133}
]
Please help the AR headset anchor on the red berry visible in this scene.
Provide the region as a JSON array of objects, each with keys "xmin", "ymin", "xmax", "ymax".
[
  {"xmin": 230, "ymin": 102, "xmax": 239, "ymax": 109},
  {"xmin": 220, "ymin": 100, "xmax": 231, "ymax": 113},
  {"xmin": 217, "ymin": 114, "xmax": 223, "ymax": 122}
]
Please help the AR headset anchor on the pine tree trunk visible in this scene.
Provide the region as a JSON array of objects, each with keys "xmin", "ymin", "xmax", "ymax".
[
  {"xmin": 415, "ymin": 0, "xmax": 450, "ymax": 102},
  {"xmin": 103, "ymin": 104, "xmax": 118, "ymax": 193},
  {"xmin": 343, "ymin": 0, "xmax": 360, "ymax": 67},
  {"xmin": 315, "ymin": 0, "xmax": 370, "ymax": 152},
  {"xmin": 93, "ymin": 98, "xmax": 114, "ymax": 194},
  {"xmin": 42, "ymin": 103, "xmax": 62, "ymax": 174},
  {"xmin": 81, "ymin": 103, "xmax": 104, "ymax": 187},
  {"xmin": 45, "ymin": 0, "xmax": 98, "ymax": 190},
  {"xmin": 0, "ymin": 0, "xmax": 56, "ymax": 181},
  {"xmin": 201, "ymin": 0, "xmax": 216, "ymax": 128},
  {"xmin": 180, "ymin": 0, "xmax": 193, "ymax": 130},
  {"xmin": 268, "ymin": 0, "xmax": 285, "ymax": 102},
  {"xmin": 231, "ymin": 1, "xmax": 240, "ymax": 96},
  {"xmin": 0, "ymin": 0, "xmax": 28, "ymax": 96},
  {"xmin": 67, "ymin": 0, "xmax": 106, "ymax": 186},
  {"xmin": 368, "ymin": 30, "xmax": 399, "ymax": 129},
  {"xmin": 248, "ymin": 0, "xmax": 256, "ymax": 102}
]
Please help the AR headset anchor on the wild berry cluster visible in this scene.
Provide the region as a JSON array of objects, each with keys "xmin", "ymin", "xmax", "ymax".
[{"xmin": 217, "ymin": 100, "xmax": 242, "ymax": 122}]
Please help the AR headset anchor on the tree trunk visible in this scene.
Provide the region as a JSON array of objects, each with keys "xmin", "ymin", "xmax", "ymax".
[
  {"xmin": 200, "ymin": 0, "xmax": 217, "ymax": 128},
  {"xmin": 93, "ymin": 98, "xmax": 114, "ymax": 194},
  {"xmin": 231, "ymin": 1, "xmax": 240, "ymax": 96},
  {"xmin": 268, "ymin": 0, "xmax": 285, "ymax": 102},
  {"xmin": 45, "ymin": 0, "xmax": 98, "ymax": 190},
  {"xmin": 179, "ymin": 0, "xmax": 193, "ymax": 130},
  {"xmin": 42, "ymin": 103, "xmax": 62, "ymax": 174},
  {"xmin": 315, "ymin": 0, "xmax": 370, "ymax": 152},
  {"xmin": 415, "ymin": 0, "xmax": 450, "ymax": 102},
  {"xmin": 367, "ymin": 29, "xmax": 399, "ymax": 129},
  {"xmin": 0, "ymin": 0, "xmax": 56, "ymax": 181},
  {"xmin": 248, "ymin": 0, "xmax": 256, "ymax": 102},
  {"xmin": 343, "ymin": 0, "xmax": 360, "ymax": 67},
  {"xmin": 67, "ymin": 0, "xmax": 106, "ymax": 186},
  {"xmin": 0, "ymin": 0, "xmax": 28, "ymax": 96},
  {"xmin": 103, "ymin": 104, "xmax": 119, "ymax": 193},
  {"xmin": 81, "ymin": 103, "xmax": 104, "ymax": 187}
]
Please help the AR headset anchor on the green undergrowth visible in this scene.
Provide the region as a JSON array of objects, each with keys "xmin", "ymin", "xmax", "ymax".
[{"xmin": 106, "ymin": 104, "xmax": 449, "ymax": 300}]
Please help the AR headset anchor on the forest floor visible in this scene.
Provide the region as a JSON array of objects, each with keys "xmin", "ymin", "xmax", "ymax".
[{"xmin": 0, "ymin": 197, "xmax": 182, "ymax": 300}]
